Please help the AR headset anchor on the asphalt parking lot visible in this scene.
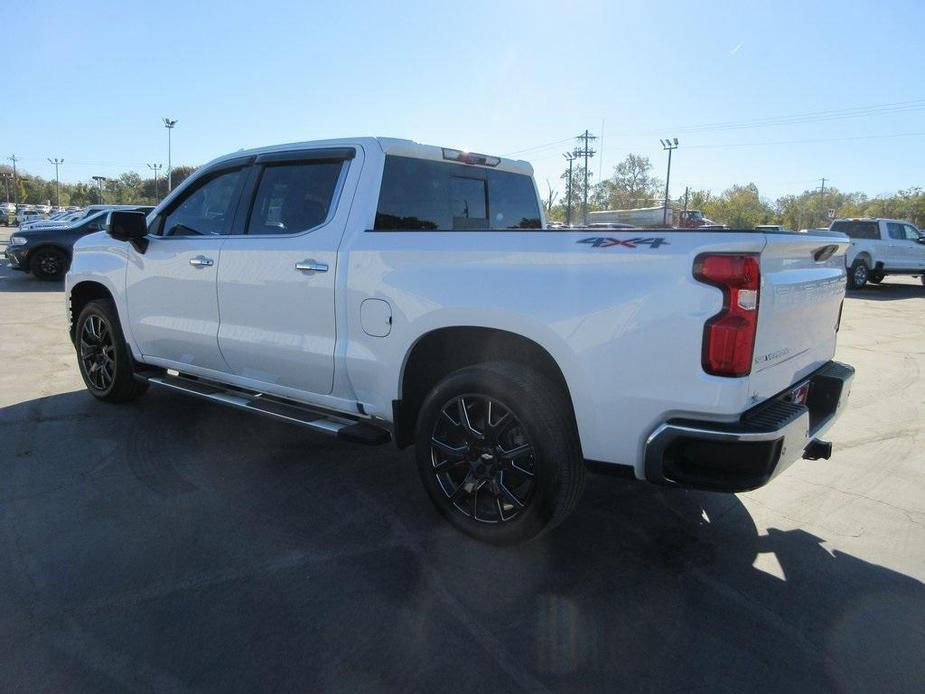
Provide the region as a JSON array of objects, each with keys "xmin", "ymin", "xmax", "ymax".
[{"xmin": 1, "ymin": 228, "xmax": 923, "ymax": 693}]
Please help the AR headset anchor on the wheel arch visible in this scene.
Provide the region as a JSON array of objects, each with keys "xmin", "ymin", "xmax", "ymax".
[
  {"xmin": 69, "ymin": 280, "xmax": 116, "ymax": 343},
  {"xmin": 393, "ymin": 326, "xmax": 579, "ymax": 449},
  {"xmin": 853, "ymin": 252, "xmax": 873, "ymax": 268}
]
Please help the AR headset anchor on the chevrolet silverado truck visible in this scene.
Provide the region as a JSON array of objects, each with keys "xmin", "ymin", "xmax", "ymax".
[
  {"xmin": 65, "ymin": 137, "xmax": 854, "ymax": 544},
  {"xmin": 829, "ymin": 218, "xmax": 925, "ymax": 289}
]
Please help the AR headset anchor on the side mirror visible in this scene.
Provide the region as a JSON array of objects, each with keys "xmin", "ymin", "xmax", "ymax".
[{"xmin": 108, "ymin": 210, "xmax": 149, "ymax": 252}]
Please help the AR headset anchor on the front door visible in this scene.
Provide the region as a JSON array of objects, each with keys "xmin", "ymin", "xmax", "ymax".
[
  {"xmin": 216, "ymin": 148, "xmax": 356, "ymax": 395},
  {"xmin": 125, "ymin": 165, "xmax": 249, "ymax": 372}
]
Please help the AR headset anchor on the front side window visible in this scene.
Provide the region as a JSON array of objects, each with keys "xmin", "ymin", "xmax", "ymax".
[
  {"xmin": 374, "ymin": 156, "xmax": 542, "ymax": 230},
  {"xmin": 246, "ymin": 161, "xmax": 344, "ymax": 235},
  {"xmin": 161, "ymin": 168, "xmax": 246, "ymax": 237},
  {"xmin": 903, "ymin": 224, "xmax": 922, "ymax": 241}
]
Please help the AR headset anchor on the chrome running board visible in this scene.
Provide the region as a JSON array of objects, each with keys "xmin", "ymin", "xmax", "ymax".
[{"xmin": 145, "ymin": 373, "xmax": 390, "ymax": 444}]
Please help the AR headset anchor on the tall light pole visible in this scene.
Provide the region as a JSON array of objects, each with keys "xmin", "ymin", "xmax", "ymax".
[
  {"xmin": 147, "ymin": 163, "xmax": 163, "ymax": 203},
  {"xmin": 92, "ymin": 176, "xmax": 106, "ymax": 205},
  {"xmin": 48, "ymin": 158, "xmax": 64, "ymax": 206},
  {"xmin": 1, "ymin": 172, "xmax": 11, "ymax": 204},
  {"xmin": 562, "ymin": 152, "xmax": 576, "ymax": 227},
  {"xmin": 660, "ymin": 138, "xmax": 678, "ymax": 226},
  {"xmin": 163, "ymin": 117, "xmax": 177, "ymax": 192},
  {"xmin": 8, "ymin": 155, "xmax": 18, "ymax": 205}
]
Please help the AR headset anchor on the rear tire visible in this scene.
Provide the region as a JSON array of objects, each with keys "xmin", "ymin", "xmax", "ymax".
[
  {"xmin": 414, "ymin": 362, "xmax": 584, "ymax": 545},
  {"xmin": 847, "ymin": 260, "xmax": 868, "ymax": 290},
  {"xmin": 30, "ymin": 247, "xmax": 68, "ymax": 281},
  {"xmin": 75, "ymin": 299, "xmax": 149, "ymax": 402}
]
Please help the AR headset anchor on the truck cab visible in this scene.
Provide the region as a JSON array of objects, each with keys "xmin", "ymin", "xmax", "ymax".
[{"xmin": 831, "ymin": 218, "xmax": 925, "ymax": 288}]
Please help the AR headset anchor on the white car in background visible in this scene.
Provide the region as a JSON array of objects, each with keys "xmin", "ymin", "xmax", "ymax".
[{"xmin": 831, "ymin": 218, "xmax": 925, "ymax": 288}]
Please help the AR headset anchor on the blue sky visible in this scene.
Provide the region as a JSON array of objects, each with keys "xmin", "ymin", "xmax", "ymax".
[{"xmin": 4, "ymin": 0, "xmax": 923, "ymax": 200}]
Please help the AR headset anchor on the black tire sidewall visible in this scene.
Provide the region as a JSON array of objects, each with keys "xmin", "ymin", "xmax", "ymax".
[
  {"xmin": 75, "ymin": 299, "xmax": 139, "ymax": 401},
  {"xmin": 31, "ymin": 248, "xmax": 68, "ymax": 280},
  {"xmin": 414, "ymin": 364, "xmax": 577, "ymax": 545}
]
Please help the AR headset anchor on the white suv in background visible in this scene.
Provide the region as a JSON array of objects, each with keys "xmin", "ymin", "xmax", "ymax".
[{"xmin": 831, "ymin": 218, "xmax": 925, "ymax": 288}]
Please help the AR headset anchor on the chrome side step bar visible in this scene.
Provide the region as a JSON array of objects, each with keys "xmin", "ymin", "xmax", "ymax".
[{"xmin": 145, "ymin": 373, "xmax": 390, "ymax": 444}]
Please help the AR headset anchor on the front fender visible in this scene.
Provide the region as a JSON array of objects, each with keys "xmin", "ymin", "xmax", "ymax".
[{"xmin": 66, "ymin": 234, "xmax": 137, "ymax": 359}]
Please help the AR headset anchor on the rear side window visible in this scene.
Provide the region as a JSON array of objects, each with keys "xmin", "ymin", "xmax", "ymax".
[
  {"xmin": 246, "ymin": 161, "xmax": 344, "ymax": 235},
  {"xmin": 374, "ymin": 156, "xmax": 541, "ymax": 230},
  {"xmin": 830, "ymin": 220, "xmax": 880, "ymax": 240}
]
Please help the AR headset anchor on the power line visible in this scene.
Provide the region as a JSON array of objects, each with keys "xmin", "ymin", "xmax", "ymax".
[
  {"xmin": 502, "ymin": 137, "xmax": 575, "ymax": 157},
  {"xmin": 500, "ymin": 99, "xmax": 925, "ymax": 161}
]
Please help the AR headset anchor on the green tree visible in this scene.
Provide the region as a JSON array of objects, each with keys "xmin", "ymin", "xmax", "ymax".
[
  {"xmin": 592, "ymin": 154, "xmax": 663, "ymax": 210},
  {"xmin": 702, "ymin": 183, "xmax": 775, "ymax": 228}
]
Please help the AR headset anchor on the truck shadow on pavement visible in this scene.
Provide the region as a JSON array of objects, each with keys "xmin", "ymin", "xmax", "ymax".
[
  {"xmin": 846, "ymin": 281, "xmax": 924, "ymax": 301},
  {"xmin": 1, "ymin": 388, "xmax": 923, "ymax": 693}
]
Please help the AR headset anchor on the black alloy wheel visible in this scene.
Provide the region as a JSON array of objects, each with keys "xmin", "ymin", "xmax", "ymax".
[
  {"xmin": 79, "ymin": 314, "xmax": 116, "ymax": 392},
  {"xmin": 31, "ymin": 248, "xmax": 67, "ymax": 280},
  {"xmin": 75, "ymin": 299, "xmax": 149, "ymax": 402},
  {"xmin": 415, "ymin": 362, "xmax": 584, "ymax": 544},
  {"xmin": 429, "ymin": 395, "xmax": 536, "ymax": 524}
]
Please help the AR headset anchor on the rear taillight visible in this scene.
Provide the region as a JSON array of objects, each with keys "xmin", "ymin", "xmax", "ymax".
[{"xmin": 693, "ymin": 254, "xmax": 761, "ymax": 377}]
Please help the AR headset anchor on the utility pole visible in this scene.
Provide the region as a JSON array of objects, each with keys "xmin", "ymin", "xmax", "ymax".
[
  {"xmin": 92, "ymin": 176, "xmax": 106, "ymax": 205},
  {"xmin": 164, "ymin": 117, "xmax": 178, "ymax": 191},
  {"xmin": 147, "ymin": 163, "xmax": 163, "ymax": 203},
  {"xmin": 660, "ymin": 138, "xmax": 678, "ymax": 226},
  {"xmin": 47, "ymin": 158, "xmax": 64, "ymax": 207},
  {"xmin": 1, "ymin": 172, "xmax": 10, "ymax": 203},
  {"xmin": 574, "ymin": 130, "xmax": 596, "ymax": 226},
  {"xmin": 9, "ymin": 155, "xmax": 18, "ymax": 205},
  {"xmin": 562, "ymin": 152, "xmax": 576, "ymax": 226},
  {"xmin": 818, "ymin": 177, "xmax": 827, "ymax": 227}
]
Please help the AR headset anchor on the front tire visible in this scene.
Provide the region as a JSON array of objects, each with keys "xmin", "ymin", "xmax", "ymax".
[
  {"xmin": 30, "ymin": 247, "xmax": 68, "ymax": 281},
  {"xmin": 415, "ymin": 362, "xmax": 584, "ymax": 545},
  {"xmin": 75, "ymin": 299, "xmax": 149, "ymax": 402},
  {"xmin": 847, "ymin": 260, "xmax": 868, "ymax": 290}
]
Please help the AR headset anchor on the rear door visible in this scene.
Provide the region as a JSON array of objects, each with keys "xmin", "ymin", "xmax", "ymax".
[
  {"xmin": 125, "ymin": 162, "xmax": 250, "ymax": 372},
  {"xmin": 748, "ymin": 233, "xmax": 849, "ymax": 401},
  {"xmin": 215, "ymin": 147, "xmax": 357, "ymax": 395}
]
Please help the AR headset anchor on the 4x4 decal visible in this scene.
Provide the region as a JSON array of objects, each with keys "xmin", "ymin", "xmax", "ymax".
[{"xmin": 577, "ymin": 236, "xmax": 670, "ymax": 249}]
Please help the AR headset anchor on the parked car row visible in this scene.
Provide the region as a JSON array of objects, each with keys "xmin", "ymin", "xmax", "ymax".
[{"xmin": 5, "ymin": 205, "xmax": 154, "ymax": 280}]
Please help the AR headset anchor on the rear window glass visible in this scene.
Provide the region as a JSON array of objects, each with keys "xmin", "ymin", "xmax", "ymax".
[
  {"xmin": 375, "ymin": 156, "xmax": 541, "ymax": 230},
  {"xmin": 830, "ymin": 220, "xmax": 880, "ymax": 240}
]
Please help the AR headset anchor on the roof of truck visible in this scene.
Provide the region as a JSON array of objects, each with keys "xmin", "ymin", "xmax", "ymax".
[{"xmin": 208, "ymin": 137, "xmax": 534, "ymax": 176}]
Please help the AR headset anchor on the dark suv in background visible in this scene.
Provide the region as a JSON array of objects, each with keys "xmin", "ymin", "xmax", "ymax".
[{"xmin": 5, "ymin": 206, "xmax": 153, "ymax": 280}]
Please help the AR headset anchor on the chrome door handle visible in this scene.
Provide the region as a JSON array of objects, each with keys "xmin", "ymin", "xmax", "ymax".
[
  {"xmin": 295, "ymin": 260, "xmax": 328, "ymax": 273},
  {"xmin": 189, "ymin": 256, "xmax": 214, "ymax": 267}
]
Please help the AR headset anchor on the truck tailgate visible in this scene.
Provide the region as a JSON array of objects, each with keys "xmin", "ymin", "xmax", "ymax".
[{"xmin": 749, "ymin": 233, "xmax": 848, "ymax": 402}]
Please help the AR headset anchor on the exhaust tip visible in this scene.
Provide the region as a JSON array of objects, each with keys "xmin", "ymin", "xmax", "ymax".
[{"xmin": 803, "ymin": 439, "xmax": 832, "ymax": 461}]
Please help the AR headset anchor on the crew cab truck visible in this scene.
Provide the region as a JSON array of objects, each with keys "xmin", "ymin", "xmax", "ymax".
[
  {"xmin": 65, "ymin": 137, "xmax": 855, "ymax": 544},
  {"xmin": 831, "ymin": 218, "xmax": 925, "ymax": 289}
]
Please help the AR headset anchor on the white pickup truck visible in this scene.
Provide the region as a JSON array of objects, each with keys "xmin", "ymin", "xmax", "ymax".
[
  {"xmin": 829, "ymin": 218, "xmax": 925, "ymax": 289},
  {"xmin": 65, "ymin": 137, "xmax": 855, "ymax": 544}
]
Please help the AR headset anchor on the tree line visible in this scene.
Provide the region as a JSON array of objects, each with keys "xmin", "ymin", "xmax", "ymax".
[
  {"xmin": 4, "ymin": 156, "xmax": 923, "ymax": 229},
  {"xmin": 545, "ymin": 154, "xmax": 925, "ymax": 229},
  {"xmin": 0, "ymin": 165, "xmax": 198, "ymax": 208}
]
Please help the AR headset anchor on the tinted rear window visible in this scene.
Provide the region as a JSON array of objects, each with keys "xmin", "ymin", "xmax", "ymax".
[
  {"xmin": 374, "ymin": 156, "xmax": 541, "ymax": 230},
  {"xmin": 830, "ymin": 220, "xmax": 880, "ymax": 240}
]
